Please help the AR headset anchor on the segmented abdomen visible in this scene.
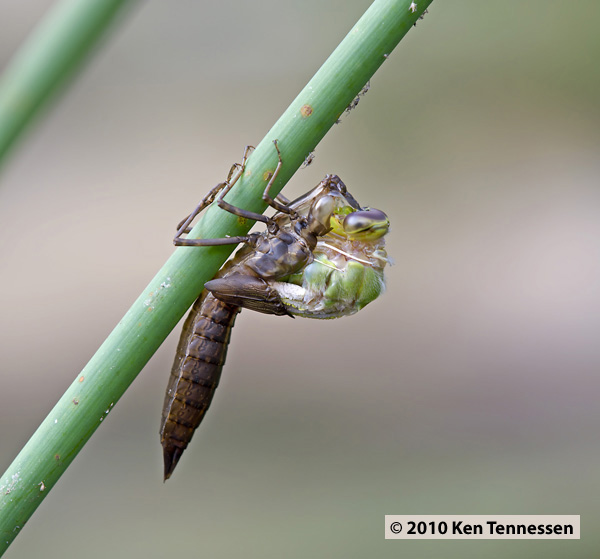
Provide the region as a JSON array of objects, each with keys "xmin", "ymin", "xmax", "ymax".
[{"xmin": 160, "ymin": 291, "xmax": 239, "ymax": 480}]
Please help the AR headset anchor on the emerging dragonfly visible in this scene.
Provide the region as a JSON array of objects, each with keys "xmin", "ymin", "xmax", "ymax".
[{"xmin": 160, "ymin": 143, "xmax": 390, "ymax": 480}]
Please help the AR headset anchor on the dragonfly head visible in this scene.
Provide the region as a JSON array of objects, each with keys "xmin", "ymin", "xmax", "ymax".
[{"xmin": 330, "ymin": 208, "xmax": 390, "ymax": 241}]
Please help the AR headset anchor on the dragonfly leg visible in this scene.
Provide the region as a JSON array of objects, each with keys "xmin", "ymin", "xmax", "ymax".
[
  {"xmin": 212, "ymin": 140, "xmax": 302, "ymax": 235},
  {"xmin": 174, "ymin": 146, "xmax": 263, "ymax": 246},
  {"xmin": 176, "ymin": 146, "xmax": 254, "ymax": 232},
  {"xmin": 212, "ymin": 143, "xmax": 286, "ymax": 225},
  {"xmin": 261, "ymin": 140, "xmax": 300, "ymax": 219},
  {"xmin": 175, "ymin": 180, "xmax": 230, "ymax": 236},
  {"xmin": 204, "ymin": 274, "xmax": 293, "ymax": 317},
  {"xmin": 174, "ymin": 142, "xmax": 294, "ymax": 248},
  {"xmin": 275, "ymin": 192, "xmax": 290, "ymax": 205}
]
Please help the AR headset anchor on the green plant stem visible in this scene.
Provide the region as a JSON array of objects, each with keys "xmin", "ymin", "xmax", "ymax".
[
  {"xmin": 0, "ymin": 0, "xmax": 136, "ymax": 168},
  {"xmin": 0, "ymin": 0, "xmax": 433, "ymax": 553}
]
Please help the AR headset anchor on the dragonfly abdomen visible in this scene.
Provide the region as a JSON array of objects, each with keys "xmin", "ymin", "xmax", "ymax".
[{"xmin": 160, "ymin": 292, "xmax": 239, "ymax": 480}]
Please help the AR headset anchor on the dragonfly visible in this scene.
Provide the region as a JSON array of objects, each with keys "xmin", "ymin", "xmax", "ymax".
[{"xmin": 160, "ymin": 143, "xmax": 390, "ymax": 480}]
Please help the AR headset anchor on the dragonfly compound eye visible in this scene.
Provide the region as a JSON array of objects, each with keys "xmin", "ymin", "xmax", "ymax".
[{"xmin": 343, "ymin": 208, "xmax": 390, "ymax": 240}]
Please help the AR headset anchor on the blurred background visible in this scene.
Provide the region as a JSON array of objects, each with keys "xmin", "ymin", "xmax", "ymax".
[{"xmin": 0, "ymin": 1, "xmax": 599, "ymax": 557}]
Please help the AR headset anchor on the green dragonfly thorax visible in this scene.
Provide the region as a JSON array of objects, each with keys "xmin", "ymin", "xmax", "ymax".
[{"xmin": 271, "ymin": 187, "xmax": 391, "ymax": 319}]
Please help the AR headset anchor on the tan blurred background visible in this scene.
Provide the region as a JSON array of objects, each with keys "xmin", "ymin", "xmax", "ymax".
[{"xmin": 1, "ymin": 1, "xmax": 599, "ymax": 557}]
